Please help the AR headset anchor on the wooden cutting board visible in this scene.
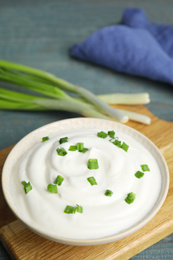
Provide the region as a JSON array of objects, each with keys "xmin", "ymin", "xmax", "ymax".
[{"xmin": 0, "ymin": 105, "xmax": 173, "ymax": 260}]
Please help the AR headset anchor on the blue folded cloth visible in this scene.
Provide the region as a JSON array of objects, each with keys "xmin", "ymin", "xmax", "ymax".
[
  {"xmin": 71, "ymin": 8, "xmax": 173, "ymax": 85},
  {"xmin": 122, "ymin": 8, "xmax": 173, "ymax": 57}
]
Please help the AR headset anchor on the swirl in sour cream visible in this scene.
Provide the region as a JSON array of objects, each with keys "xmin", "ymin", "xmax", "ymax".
[{"xmin": 11, "ymin": 127, "xmax": 161, "ymax": 240}]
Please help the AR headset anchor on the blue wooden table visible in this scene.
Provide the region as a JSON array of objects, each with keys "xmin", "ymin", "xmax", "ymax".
[{"xmin": 0, "ymin": 0, "xmax": 173, "ymax": 259}]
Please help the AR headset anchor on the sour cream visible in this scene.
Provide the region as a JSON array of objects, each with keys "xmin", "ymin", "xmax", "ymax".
[{"xmin": 11, "ymin": 127, "xmax": 161, "ymax": 240}]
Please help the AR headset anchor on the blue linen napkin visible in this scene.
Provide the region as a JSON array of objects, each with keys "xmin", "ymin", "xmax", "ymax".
[
  {"xmin": 71, "ymin": 8, "xmax": 173, "ymax": 85},
  {"xmin": 122, "ymin": 8, "xmax": 173, "ymax": 58}
]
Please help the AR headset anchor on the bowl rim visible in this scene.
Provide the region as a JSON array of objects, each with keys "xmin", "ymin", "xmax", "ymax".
[{"xmin": 2, "ymin": 117, "xmax": 170, "ymax": 246}]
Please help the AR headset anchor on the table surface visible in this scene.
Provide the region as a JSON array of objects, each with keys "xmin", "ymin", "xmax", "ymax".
[{"xmin": 0, "ymin": 0, "xmax": 173, "ymax": 259}]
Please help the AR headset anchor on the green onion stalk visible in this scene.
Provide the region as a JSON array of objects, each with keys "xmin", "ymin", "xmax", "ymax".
[{"xmin": 0, "ymin": 60, "xmax": 151, "ymax": 124}]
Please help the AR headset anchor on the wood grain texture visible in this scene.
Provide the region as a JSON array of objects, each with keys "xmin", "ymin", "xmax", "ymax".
[{"xmin": 0, "ymin": 105, "xmax": 173, "ymax": 260}]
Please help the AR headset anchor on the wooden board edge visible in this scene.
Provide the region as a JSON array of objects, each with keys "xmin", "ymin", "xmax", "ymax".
[
  {"xmin": 117, "ymin": 219, "xmax": 173, "ymax": 259},
  {"xmin": 0, "ymin": 217, "xmax": 173, "ymax": 260}
]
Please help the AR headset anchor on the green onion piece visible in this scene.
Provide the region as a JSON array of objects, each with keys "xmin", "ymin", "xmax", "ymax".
[
  {"xmin": 141, "ymin": 164, "xmax": 150, "ymax": 172},
  {"xmin": 80, "ymin": 147, "xmax": 88, "ymax": 153},
  {"xmin": 47, "ymin": 184, "xmax": 58, "ymax": 193},
  {"xmin": 77, "ymin": 142, "xmax": 84, "ymax": 152},
  {"xmin": 21, "ymin": 181, "xmax": 27, "ymax": 186},
  {"xmin": 42, "ymin": 136, "xmax": 49, "ymax": 142},
  {"xmin": 121, "ymin": 142, "xmax": 129, "ymax": 152},
  {"xmin": 76, "ymin": 204, "xmax": 83, "ymax": 213},
  {"xmin": 134, "ymin": 171, "xmax": 144, "ymax": 179},
  {"xmin": 97, "ymin": 131, "xmax": 107, "ymax": 138},
  {"xmin": 87, "ymin": 176, "xmax": 98, "ymax": 186},
  {"xmin": 56, "ymin": 147, "xmax": 67, "ymax": 156},
  {"xmin": 64, "ymin": 205, "xmax": 76, "ymax": 214},
  {"xmin": 21, "ymin": 181, "xmax": 32, "ymax": 194},
  {"xmin": 59, "ymin": 137, "xmax": 68, "ymax": 144},
  {"xmin": 104, "ymin": 189, "xmax": 113, "ymax": 197},
  {"xmin": 113, "ymin": 139, "xmax": 122, "ymax": 148},
  {"xmin": 108, "ymin": 130, "xmax": 115, "ymax": 139},
  {"xmin": 77, "ymin": 143, "xmax": 88, "ymax": 153},
  {"xmin": 125, "ymin": 192, "xmax": 136, "ymax": 204},
  {"xmin": 69, "ymin": 143, "xmax": 88, "ymax": 153},
  {"xmin": 64, "ymin": 204, "xmax": 83, "ymax": 214},
  {"xmin": 54, "ymin": 175, "xmax": 64, "ymax": 186},
  {"xmin": 88, "ymin": 158, "xmax": 99, "ymax": 170},
  {"xmin": 68, "ymin": 145, "xmax": 77, "ymax": 151}
]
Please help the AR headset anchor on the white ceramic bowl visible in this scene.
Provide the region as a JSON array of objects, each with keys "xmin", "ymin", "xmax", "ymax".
[{"xmin": 2, "ymin": 118, "xmax": 169, "ymax": 245}]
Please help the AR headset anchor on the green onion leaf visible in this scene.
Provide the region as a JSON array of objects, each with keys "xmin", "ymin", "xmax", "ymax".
[
  {"xmin": 64, "ymin": 205, "xmax": 76, "ymax": 214},
  {"xmin": 64, "ymin": 204, "xmax": 83, "ymax": 214},
  {"xmin": 76, "ymin": 204, "xmax": 83, "ymax": 213},
  {"xmin": 112, "ymin": 139, "xmax": 122, "ymax": 148},
  {"xmin": 104, "ymin": 189, "xmax": 113, "ymax": 197},
  {"xmin": 125, "ymin": 192, "xmax": 136, "ymax": 204},
  {"xmin": 59, "ymin": 137, "xmax": 68, "ymax": 144},
  {"xmin": 108, "ymin": 130, "xmax": 115, "ymax": 139},
  {"xmin": 87, "ymin": 176, "xmax": 98, "ymax": 186},
  {"xmin": 1, "ymin": 60, "xmax": 151, "ymax": 123},
  {"xmin": 77, "ymin": 142, "xmax": 84, "ymax": 152},
  {"xmin": 134, "ymin": 171, "xmax": 144, "ymax": 179},
  {"xmin": 21, "ymin": 181, "xmax": 32, "ymax": 194},
  {"xmin": 97, "ymin": 131, "xmax": 107, "ymax": 138},
  {"xmin": 69, "ymin": 144, "xmax": 88, "ymax": 153},
  {"xmin": 68, "ymin": 145, "xmax": 77, "ymax": 151},
  {"xmin": 56, "ymin": 147, "xmax": 67, "ymax": 156},
  {"xmin": 88, "ymin": 158, "xmax": 99, "ymax": 170},
  {"xmin": 54, "ymin": 175, "xmax": 64, "ymax": 186},
  {"xmin": 42, "ymin": 136, "xmax": 49, "ymax": 142},
  {"xmin": 77, "ymin": 143, "xmax": 88, "ymax": 153},
  {"xmin": 121, "ymin": 142, "xmax": 129, "ymax": 152},
  {"xmin": 141, "ymin": 164, "xmax": 150, "ymax": 172},
  {"xmin": 80, "ymin": 147, "xmax": 88, "ymax": 153},
  {"xmin": 47, "ymin": 184, "xmax": 58, "ymax": 193}
]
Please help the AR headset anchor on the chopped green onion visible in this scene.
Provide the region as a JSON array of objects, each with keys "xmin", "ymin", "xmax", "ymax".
[
  {"xmin": 21, "ymin": 181, "xmax": 27, "ymax": 186},
  {"xmin": 21, "ymin": 181, "xmax": 32, "ymax": 194},
  {"xmin": 80, "ymin": 147, "xmax": 88, "ymax": 153},
  {"xmin": 77, "ymin": 142, "xmax": 84, "ymax": 152},
  {"xmin": 47, "ymin": 184, "xmax": 58, "ymax": 193},
  {"xmin": 88, "ymin": 158, "xmax": 99, "ymax": 170},
  {"xmin": 68, "ymin": 145, "xmax": 77, "ymax": 151},
  {"xmin": 121, "ymin": 142, "xmax": 129, "ymax": 152},
  {"xmin": 125, "ymin": 192, "xmax": 136, "ymax": 204},
  {"xmin": 69, "ymin": 144, "xmax": 88, "ymax": 153},
  {"xmin": 42, "ymin": 136, "xmax": 49, "ymax": 142},
  {"xmin": 64, "ymin": 205, "xmax": 76, "ymax": 214},
  {"xmin": 112, "ymin": 139, "xmax": 122, "ymax": 148},
  {"xmin": 59, "ymin": 137, "xmax": 68, "ymax": 144},
  {"xmin": 64, "ymin": 204, "xmax": 83, "ymax": 214},
  {"xmin": 76, "ymin": 204, "xmax": 83, "ymax": 213},
  {"xmin": 77, "ymin": 143, "xmax": 88, "ymax": 153},
  {"xmin": 141, "ymin": 164, "xmax": 150, "ymax": 172},
  {"xmin": 97, "ymin": 131, "xmax": 107, "ymax": 138},
  {"xmin": 104, "ymin": 189, "xmax": 113, "ymax": 197},
  {"xmin": 56, "ymin": 147, "xmax": 67, "ymax": 156},
  {"xmin": 134, "ymin": 171, "xmax": 144, "ymax": 179},
  {"xmin": 54, "ymin": 175, "xmax": 64, "ymax": 186},
  {"xmin": 87, "ymin": 176, "xmax": 98, "ymax": 186},
  {"xmin": 112, "ymin": 139, "xmax": 129, "ymax": 151},
  {"xmin": 108, "ymin": 130, "xmax": 115, "ymax": 139}
]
